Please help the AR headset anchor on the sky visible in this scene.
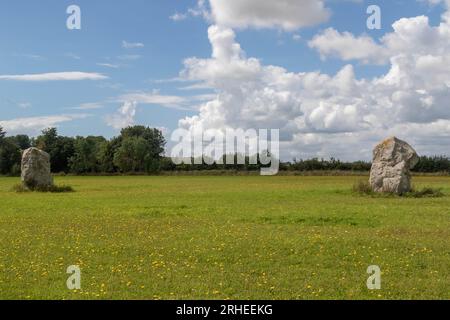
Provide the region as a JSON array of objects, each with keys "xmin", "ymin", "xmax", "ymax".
[{"xmin": 0, "ymin": 0, "xmax": 449, "ymax": 161}]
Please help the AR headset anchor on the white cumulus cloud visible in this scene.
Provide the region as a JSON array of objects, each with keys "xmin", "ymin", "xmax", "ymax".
[
  {"xmin": 171, "ymin": 0, "xmax": 330, "ymax": 31},
  {"xmin": 105, "ymin": 101, "xmax": 137, "ymax": 130},
  {"xmin": 308, "ymin": 28, "xmax": 388, "ymax": 64},
  {"xmin": 176, "ymin": 3, "xmax": 450, "ymax": 161},
  {"xmin": 209, "ymin": 0, "xmax": 330, "ymax": 30}
]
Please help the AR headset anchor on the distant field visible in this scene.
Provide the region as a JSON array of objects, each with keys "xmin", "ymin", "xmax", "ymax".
[{"xmin": 0, "ymin": 176, "xmax": 449, "ymax": 300}]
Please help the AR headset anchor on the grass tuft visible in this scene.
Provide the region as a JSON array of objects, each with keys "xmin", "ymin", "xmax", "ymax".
[
  {"xmin": 12, "ymin": 184, "xmax": 74, "ymax": 193},
  {"xmin": 352, "ymin": 180, "xmax": 373, "ymax": 195},
  {"xmin": 352, "ymin": 180, "xmax": 445, "ymax": 198},
  {"xmin": 407, "ymin": 187, "xmax": 444, "ymax": 198}
]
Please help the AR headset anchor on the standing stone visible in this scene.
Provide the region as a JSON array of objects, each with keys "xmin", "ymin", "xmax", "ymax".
[
  {"xmin": 369, "ymin": 137, "xmax": 419, "ymax": 194},
  {"xmin": 21, "ymin": 147, "xmax": 53, "ymax": 189}
]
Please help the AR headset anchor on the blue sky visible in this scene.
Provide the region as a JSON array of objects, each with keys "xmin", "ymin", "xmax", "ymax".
[
  {"xmin": 0, "ymin": 0, "xmax": 449, "ymax": 160},
  {"xmin": 0, "ymin": 0, "xmax": 211, "ymax": 137}
]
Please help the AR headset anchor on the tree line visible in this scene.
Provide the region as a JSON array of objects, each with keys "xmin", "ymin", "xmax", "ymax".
[
  {"xmin": 0, "ymin": 126, "xmax": 165, "ymax": 175},
  {"xmin": 0, "ymin": 126, "xmax": 449, "ymax": 175}
]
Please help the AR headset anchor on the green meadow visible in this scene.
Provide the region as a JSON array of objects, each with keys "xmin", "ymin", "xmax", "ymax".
[{"xmin": 0, "ymin": 175, "xmax": 449, "ymax": 300}]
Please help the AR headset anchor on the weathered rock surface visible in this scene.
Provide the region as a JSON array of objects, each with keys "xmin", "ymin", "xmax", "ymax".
[
  {"xmin": 21, "ymin": 147, "xmax": 53, "ymax": 189},
  {"xmin": 369, "ymin": 137, "xmax": 419, "ymax": 194}
]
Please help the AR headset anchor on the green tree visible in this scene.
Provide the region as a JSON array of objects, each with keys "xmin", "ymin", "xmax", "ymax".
[
  {"xmin": 34, "ymin": 128, "xmax": 75, "ymax": 173},
  {"xmin": 113, "ymin": 126, "xmax": 166, "ymax": 173},
  {"xmin": 120, "ymin": 126, "xmax": 166, "ymax": 159},
  {"xmin": 0, "ymin": 127, "xmax": 5, "ymax": 141},
  {"xmin": 8, "ymin": 135, "xmax": 31, "ymax": 150},
  {"xmin": 0, "ymin": 127, "xmax": 22, "ymax": 175},
  {"xmin": 69, "ymin": 136, "xmax": 106, "ymax": 174},
  {"xmin": 113, "ymin": 136, "xmax": 145, "ymax": 172},
  {"xmin": 97, "ymin": 137, "xmax": 120, "ymax": 173}
]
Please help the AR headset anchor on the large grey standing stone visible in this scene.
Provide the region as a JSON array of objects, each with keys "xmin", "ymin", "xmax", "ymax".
[
  {"xmin": 369, "ymin": 137, "xmax": 419, "ymax": 194},
  {"xmin": 21, "ymin": 147, "xmax": 53, "ymax": 189}
]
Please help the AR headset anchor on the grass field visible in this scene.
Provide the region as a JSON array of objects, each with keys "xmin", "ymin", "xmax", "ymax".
[{"xmin": 0, "ymin": 175, "xmax": 449, "ymax": 300}]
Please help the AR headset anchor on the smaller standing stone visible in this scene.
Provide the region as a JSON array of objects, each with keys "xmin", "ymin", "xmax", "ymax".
[
  {"xmin": 369, "ymin": 137, "xmax": 419, "ymax": 194},
  {"xmin": 21, "ymin": 147, "xmax": 53, "ymax": 189}
]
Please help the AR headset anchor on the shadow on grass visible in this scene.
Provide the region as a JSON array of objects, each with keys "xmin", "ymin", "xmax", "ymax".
[
  {"xmin": 352, "ymin": 181, "xmax": 445, "ymax": 198},
  {"xmin": 12, "ymin": 184, "xmax": 74, "ymax": 193}
]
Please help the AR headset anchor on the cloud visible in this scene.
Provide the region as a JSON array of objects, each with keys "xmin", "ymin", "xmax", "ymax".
[
  {"xmin": 292, "ymin": 34, "xmax": 302, "ymax": 42},
  {"xmin": 208, "ymin": 0, "xmax": 330, "ymax": 30},
  {"xmin": 96, "ymin": 82, "xmax": 123, "ymax": 90},
  {"xmin": 118, "ymin": 92, "xmax": 187, "ymax": 108},
  {"xmin": 420, "ymin": 0, "xmax": 449, "ymax": 6},
  {"xmin": 18, "ymin": 102, "xmax": 32, "ymax": 109},
  {"xmin": 0, "ymin": 72, "xmax": 107, "ymax": 81},
  {"xmin": 122, "ymin": 41, "xmax": 145, "ymax": 49},
  {"xmin": 105, "ymin": 101, "xmax": 137, "ymax": 130},
  {"xmin": 97, "ymin": 63, "xmax": 120, "ymax": 69},
  {"xmin": 169, "ymin": 0, "xmax": 209, "ymax": 22},
  {"xmin": 309, "ymin": 14, "xmax": 450, "ymax": 65},
  {"xmin": 117, "ymin": 55, "xmax": 142, "ymax": 61},
  {"xmin": 175, "ymin": 9, "xmax": 450, "ymax": 160},
  {"xmin": 65, "ymin": 53, "xmax": 81, "ymax": 60},
  {"xmin": 170, "ymin": 0, "xmax": 330, "ymax": 31},
  {"xmin": 69, "ymin": 103, "xmax": 105, "ymax": 111},
  {"xmin": 117, "ymin": 91, "xmax": 214, "ymax": 111},
  {"xmin": 0, "ymin": 97, "xmax": 32, "ymax": 109},
  {"xmin": 14, "ymin": 54, "xmax": 45, "ymax": 61},
  {"xmin": 308, "ymin": 28, "xmax": 387, "ymax": 64},
  {"xmin": 170, "ymin": 13, "xmax": 188, "ymax": 21},
  {"xmin": 0, "ymin": 114, "xmax": 89, "ymax": 135}
]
